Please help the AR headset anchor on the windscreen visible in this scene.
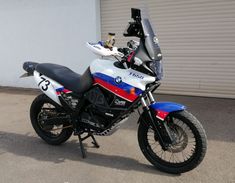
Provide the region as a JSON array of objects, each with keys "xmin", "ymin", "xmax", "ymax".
[{"xmin": 141, "ymin": 19, "xmax": 162, "ymax": 61}]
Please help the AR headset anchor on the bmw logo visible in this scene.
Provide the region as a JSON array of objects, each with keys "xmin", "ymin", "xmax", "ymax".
[{"xmin": 114, "ymin": 76, "xmax": 122, "ymax": 84}]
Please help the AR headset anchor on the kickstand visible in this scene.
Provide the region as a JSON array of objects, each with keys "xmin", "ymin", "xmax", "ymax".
[
  {"xmin": 78, "ymin": 134, "xmax": 86, "ymax": 158},
  {"xmin": 91, "ymin": 134, "xmax": 100, "ymax": 148},
  {"xmin": 77, "ymin": 132, "xmax": 100, "ymax": 158}
]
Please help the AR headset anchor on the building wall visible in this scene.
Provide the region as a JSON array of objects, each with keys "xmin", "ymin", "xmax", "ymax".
[
  {"xmin": 101, "ymin": 0, "xmax": 235, "ymax": 98},
  {"xmin": 0, "ymin": 0, "xmax": 100, "ymax": 88}
]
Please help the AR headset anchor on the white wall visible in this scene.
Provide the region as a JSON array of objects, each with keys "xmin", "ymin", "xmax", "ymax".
[{"xmin": 0, "ymin": 0, "xmax": 100, "ymax": 88}]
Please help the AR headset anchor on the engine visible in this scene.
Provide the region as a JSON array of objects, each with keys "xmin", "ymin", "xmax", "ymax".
[
  {"xmin": 80, "ymin": 86, "xmax": 131, "ymax": 131},
  {"xmin": 80, "ymin": 105, "xmax": 111, "ymax": 130}
]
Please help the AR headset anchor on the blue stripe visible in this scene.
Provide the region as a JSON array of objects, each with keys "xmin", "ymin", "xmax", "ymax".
[
  {"xmin": 150, "ymin": 102, "xmax": 186, "ymax": 113},
  {"xmin": 56, "ymin": 87, "xmax": 64, "ymax": 92},
  {"xmin": 93, "ymin": 72, "xmax": 142, "ymax": 95}
]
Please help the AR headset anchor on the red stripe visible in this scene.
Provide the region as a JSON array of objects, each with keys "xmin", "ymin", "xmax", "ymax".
[
  {"xmin": 94, "ymin": 78, "xmax": 138, "ymax": 102},
  {"xmin": 56, "ymin": 88, "xmax": 71, "ymax": 95},
  {"xmin": 63, "ymin": 89, "xmax": 71, "ymax": 93},
  {"xmin": 155, "ymin": 110, "xmax": 169, "ymax": 120},
  {"xmin": 127, "ymin": 51, "xmax": 135, "ymax": 62}
]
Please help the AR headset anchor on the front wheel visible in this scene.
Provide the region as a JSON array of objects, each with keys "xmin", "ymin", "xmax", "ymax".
[{"xmin": 138, "ymin": 110, "xmax": 207, "ymax": 174}]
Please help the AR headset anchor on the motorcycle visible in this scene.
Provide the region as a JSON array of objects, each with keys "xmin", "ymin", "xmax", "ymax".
[{"xmin": 22, "ymin": 8, "xmax": 207, "ymax": 174}]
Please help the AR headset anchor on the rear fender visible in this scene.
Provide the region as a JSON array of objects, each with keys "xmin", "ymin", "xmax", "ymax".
[
  {"xmin": 34, "ymin": 71, "xmax": 65, "ymax": 105},
  {"xmin": 149, "ymin": 102, "xmax": 186, "ymax": 121}
]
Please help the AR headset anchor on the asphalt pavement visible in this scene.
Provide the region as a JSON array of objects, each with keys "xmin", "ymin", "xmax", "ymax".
[{"xmin": 0, "ymin": 89, "xmax": 234, "ymax": 183}]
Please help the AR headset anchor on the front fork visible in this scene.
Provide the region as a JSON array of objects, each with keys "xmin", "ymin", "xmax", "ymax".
[{"xmin": 140, "ymin": 92, "xmax": 174, "ymax": 150}]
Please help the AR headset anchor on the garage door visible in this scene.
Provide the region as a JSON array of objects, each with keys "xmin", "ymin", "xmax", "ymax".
[{"xmin": 100, "ymin": 0, "xmax": 235, "ymax": 98}]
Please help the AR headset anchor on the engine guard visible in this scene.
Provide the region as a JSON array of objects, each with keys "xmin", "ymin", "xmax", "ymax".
[{"xmin": 149, "ymin": 102, "xmax": 186, "ymax": 121}]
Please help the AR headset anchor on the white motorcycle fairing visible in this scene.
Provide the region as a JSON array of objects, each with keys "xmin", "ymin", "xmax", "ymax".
[
  {"xmin": 86, "ymin": 42, "xmax": 124, "ymax": 57},
  {"xmin": 90, "ymin": 59, "xmax": 156, "ymax": 102},
  {"xmin": 33, "ymin": 71, "xmax": 72, "ymax": 105}
]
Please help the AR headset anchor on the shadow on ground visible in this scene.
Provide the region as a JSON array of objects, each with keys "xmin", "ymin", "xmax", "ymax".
[{"xmin": 0, "ymin": 131, "xmax": 177, "ymax": 177}]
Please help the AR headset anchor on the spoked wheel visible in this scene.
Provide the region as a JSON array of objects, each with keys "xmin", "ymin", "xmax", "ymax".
[
  {"xmin": 138, "ymin": 110, "xmax": 207, "ymax": 174},
  {"xmin": 30, "ymin": 94, "xmax": 73, "ymax": 145}
]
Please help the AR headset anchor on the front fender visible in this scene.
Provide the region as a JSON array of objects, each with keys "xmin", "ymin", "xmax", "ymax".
[{"xmin": 149, "ymin": 102, "xmax": 186, "ymax": 121}]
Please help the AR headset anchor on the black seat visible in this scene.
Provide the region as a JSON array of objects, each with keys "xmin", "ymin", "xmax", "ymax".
[{"xmin": 36, "ymin": 63, "xmax": 93, "ymax": 94}]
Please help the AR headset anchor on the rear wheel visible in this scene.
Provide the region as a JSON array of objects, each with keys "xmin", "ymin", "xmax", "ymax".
[
  {"xmin": 30, "ymin": 94, "xmax": 73, "ymax": 145},
  {"xmin": 138, "ymin": 110, "xmax": 207, "ymax": 174}
]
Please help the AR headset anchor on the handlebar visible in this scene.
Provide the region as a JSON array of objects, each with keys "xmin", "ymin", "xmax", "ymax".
[{"xmin": 87, "ymin": 38, "xmax": 140, "ymax": 69}]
